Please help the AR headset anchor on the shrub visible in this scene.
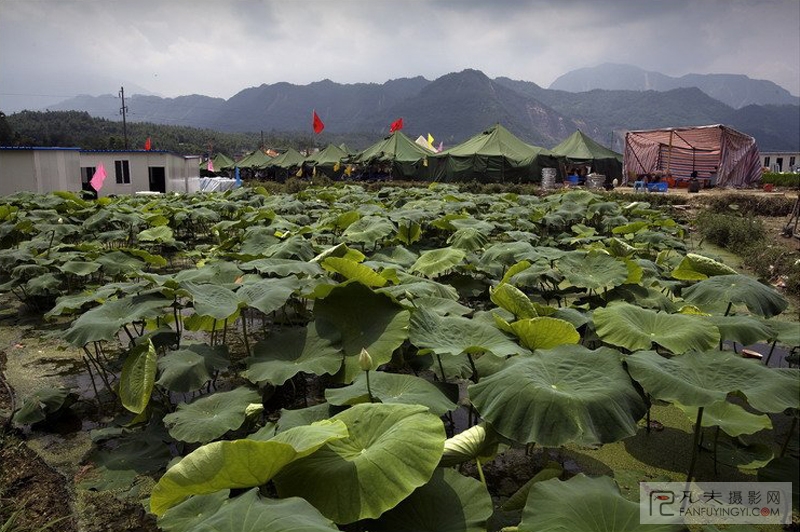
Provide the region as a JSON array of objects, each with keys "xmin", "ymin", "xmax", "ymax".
[
  {"xmin": 761, "ymin": 172, "xmax": 800, "ymax": 187},
  {"xmin": 696, "ymin": 211, "xmax": 765, "ymax": 250},
  {"xmin": 704, "ymin": 193, "xmax": 796, "ymax": 217}
]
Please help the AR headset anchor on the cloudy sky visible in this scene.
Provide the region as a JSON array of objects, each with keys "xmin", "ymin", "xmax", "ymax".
[{"xmin": 1, "ymin": 0, "xmax": 798, "ymax": 113}]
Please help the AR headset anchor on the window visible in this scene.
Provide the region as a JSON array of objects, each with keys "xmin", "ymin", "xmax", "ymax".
[
  {"xmin": 763, "ymin": 156, "xmax": 770, "ymax": 167},
  {"xmin": 115, "ymin": 160, "xmax": 130, "ymax": 184},
  {"xmin": 790, "ymin": 156, "xmax": 796, "ymax": 167}
]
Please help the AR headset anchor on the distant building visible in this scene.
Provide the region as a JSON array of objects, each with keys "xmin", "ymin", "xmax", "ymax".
[
  {"xmin": 0, "ymin": 147, "xmax": 201, "ymax": 196},
  {"xmin": 761, "ymin": 151, "xmax": 799, "ymax": 173}
]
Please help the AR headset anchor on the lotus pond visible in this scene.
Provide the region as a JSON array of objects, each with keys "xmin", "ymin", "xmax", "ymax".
[{"xmin": 0, "ymin": 185, "xmax": 797, "ymax": 532}]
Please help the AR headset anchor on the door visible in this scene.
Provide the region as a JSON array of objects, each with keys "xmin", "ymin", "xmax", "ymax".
[{"xmin": 148, "ymin": 166, "xmax": 166, "ymax": 193}]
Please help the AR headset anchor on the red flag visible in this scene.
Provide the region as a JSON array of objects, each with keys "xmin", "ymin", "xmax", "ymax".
[
  {"xmin": 144, "ymin": 137, "xmax": 151, "ymax": 151},
  {"xmin": 312, "ymin": 110, "xmax": 324, "ymax": 134},
  {"xmin": 90, "ymin": 163, "xmax": 107, "ymax": 192},
  {"xmin": 389, "ymin": 118, "xmax": 403, "ymax": 133}
]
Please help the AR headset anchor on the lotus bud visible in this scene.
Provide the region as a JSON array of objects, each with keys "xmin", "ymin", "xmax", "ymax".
[
  {"xmin": 245, "ymin": 403, "xmax": 264, "ymax": 419},
  {"xmin": 358, "ymin": 348, "xmax": 373, "ymax": 371},
  {"xmin": 57, "ymin": 217, "xmax": 63, "ymax": 224}
]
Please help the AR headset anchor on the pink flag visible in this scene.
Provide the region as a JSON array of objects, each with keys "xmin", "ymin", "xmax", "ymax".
[
  {"xmin": 437, "ymin": 141, "xmax": 443, "ymax": 152},
  {"xmin": 90, "ymin": 163, "xmax": 107, "ymax": 191},
  {"xmin": 207, "ymin": 159, "xmax": 214, "ymax": 172}
]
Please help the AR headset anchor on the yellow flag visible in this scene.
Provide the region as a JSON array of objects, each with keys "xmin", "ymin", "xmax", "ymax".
[
  {"xmin": 345, "ymin": 165, "xmax": 352, "ymax": 176},
  {"xmin": 427, "ymin": 133, "xmax": 434, "ymax": 147},
  {"xmin": 295, "ymin": 167, "xmax": 303, "ymax": 177},
  {"xmin": 334, "ymin": 161, "xmax": 340, "ymax": 172},
  {"xmin": 423, "ymin": 157, "xmax": 428, "ymax": 167}
]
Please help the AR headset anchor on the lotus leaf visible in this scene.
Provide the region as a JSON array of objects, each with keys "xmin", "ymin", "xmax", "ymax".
[
  {"xmin": 240, "ymin": 257, "xmax": 324, "ymax": 277},
  {"xmin": 276, "ymin": 403, "xmax": 338, "ymax": 432},
  {"xmin": 157, "ymin": 490, "xmax": 230, "ymax": 532},
  {"xmin": 119, "ymin": 339, "xmax": 158, "ymax": 414},
  {"xmin": 409, "ymin": 308, "xmax": 526, "ymax": 358},
  {"xmin": 325, "ymin": 371, "xmax": 457, "ymax": 416},
  {"xmin": 322, "ymin": 257, "xmax": 387, "ymax": 287},
  {"xmin": 12, "ymin": 387, "xmax": 75, "ymax": 425},
  {"xmin": 510, "ymin": 317, "xmax": 580, "ymax": 350},
  {"xmin": 594, "ymin": 302, "xmax": 719, "ymax": 353},
  {"xmin": 702, "ymin": 436, "xmax": 774, "ymax": 470},
  {"xmin": 175, "ymin": 261, "xmax": 243, "ymax": 285},
  {"xmin": 313, "ymin": 281, "xmax": 410, "ymax": 383},
  {"xmin": 157, "ymin": 350, "xmax": 212, "ymax": 393},
  {"xmin": 62, "ymin": 294, "xmax": 171, "ymax": 346},
  {"xmin": 469, "ymin": 345, "xmax": 646, "ymax": 446},
  {"xmin": 490, "ymin": 283, "xmax": 537, "ymax": 319},
  {"xmin": 439, "ymin": 422, "xmax": 504, "ymax": 467},
  {"xmin": 519, "ymin": 474, "xmax": 683, "ymax": 532},
  {"xmin": 274, "ymin": 403, "xmax": 446, "ymax": 524},
  {"xmin": 557, "ymin": 250, "xmax": 629, "ymax": 291},
  {"xmin": 182, "ymin": 282, "xmax": 241, "ymax": 321},
  {"xmin": 138, "ymin": 225, "xmax": 175, "ymax": 244},
  {"xmin": 369, "ymin": 469, "xmax": 493, "ymax": 532},
  {"xmin": 705, "ymin": 315, "xmax": 774, "ymax": 346},
  {"xmin": 342, "ymin": 215, "xmax": 394, "ymax": 245},
  {"xmin": 683, "ymin": 274, "xmax": 788, "ymax": 318},
  {"xmin": 411, "ymin": 246, "xmax": 466, "ymax": 277},
  {"xmin": 150, "ymin": 419, "xmax": 348, "ymax": 516},
  {"xmin": 396, "ymin": 220, "xmax": 422, "ymax": 245},
  {"xmin": 447, "ymin": 227, "xmax": 489, "ymax": 252},
  {"xmin": 671, "ymin": 253, "xmax": 738, "ymax": 281},
  {"xmin": 236, "ymin": 276, "xmax": 299, "ymax": 315},
  {"xmin": 58, "ymin": 260, "xmax": 101, "ymax": 276},
  {"xmin": 411, "ymin": 296, "xmax": 472, "ymax": 316},
  {"xmin": 674, "ymin": 400, "xmax": 772, "ymax": 437},
  {"xmin": 244, "ymin": 323, "xmax": 342, "ymax": 386},
  {"xmin": 163, "ymin": 386, "xmax": 262, "ymax": 443},
  {"xmin": 625, "ymin": 350, "xmax": 800, "ymax": 412}
]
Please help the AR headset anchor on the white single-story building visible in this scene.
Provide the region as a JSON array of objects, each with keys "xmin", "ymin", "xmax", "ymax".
[
  {"xmin": 0, "ymin": 147, "xmax": 201, "ymax": 197},
  {"xmin": 761, "ymin": 151, "xmax": 799, "ymax": 173}
]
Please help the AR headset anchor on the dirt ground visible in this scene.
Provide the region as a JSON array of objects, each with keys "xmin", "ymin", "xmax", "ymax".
[{"xmin": 1, "ymin": 187, "xmax": 797, "ymax": 532}]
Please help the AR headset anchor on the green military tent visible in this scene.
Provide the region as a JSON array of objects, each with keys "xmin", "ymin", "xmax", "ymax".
[
  {"xmin": 305, "ymin": 144, "xmax": 348, "ymax": 178},
  {"xmin": 351, "ymin": 131, "xmax": 433, "ymax": 180},
  {"xmin": 551, "ymin": 130, "xmax": 623, "ymax": 181},
  {"xmin": 200, "ymin": 153, "xmax": 235, "ymax": 175},
  {"xmin": 235, "ymin": 149, "xmax": 273, "ymax": 170},
  {"xmin": 265, "ymin": 147, "xmax": 307, "ymax": 181},
  {"xmin": 431, "ymin": 124, "xmax": 558, "ymax": 183}
]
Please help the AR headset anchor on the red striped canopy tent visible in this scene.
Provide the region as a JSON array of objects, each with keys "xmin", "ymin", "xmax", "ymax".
[{"xmin": 623, "ymin": 124, "xmax": 762, "ymax": 187}]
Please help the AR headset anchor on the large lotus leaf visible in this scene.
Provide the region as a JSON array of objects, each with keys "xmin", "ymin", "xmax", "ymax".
[
  {"xmin": 701, "ymin": 436, "xmax": 774, "ymax": 470},
  {"xmin": 324, "ymin": 371, "xmax": 456, "ymax": 416},
  {"xmin": 342, "ymin": 215, "xmax": 395, "ymax": 245},
  {"xmin": 119, "ymin": 339, "xmax": 157, "ymax": 414},
  {"xmin": 674, "ymin": 400, "xmax": 772, "ymax": 437},
  {"xmin": 138, "ymin": 225, "xmax": 175, "ymax": 244},
  {"xmin": 322, "ymin": 257, "xmax": 387, "ymax": 287},
  {"xmin": 411, "ymin": 296, "xmax": 472, "ymax": 316},
  {"xmin": 274, "ymin": 403, "xmax": 446, "ymax": 524},
  {"xmin": 82, "ymin": 435, "xmax": 171, "ymax": 491},
  {"xmin": 519, "ymin": 474, "xmax": 682, "ymax": 532},
  {"xmin": 276, "ymin": 403, "xmax": 337, "ymax": 432},
  {"xmin": 705, "ymin": 315, "xmax": 774, "ymax": 345},
  {"xmin": 263, "ymin": 235, "xmax": 316, "ymax": 261},
  {"xmin": 163, "ymin": 387, "xmax": 262, "ymax": 444},
  {"xmin": 236, "ymin": 276, "xmax": 299, "ymax": 315},
  {"xmin": 239, "ymin": 257, "xmax": 324, "ymax": 278},
  {"xmin": 625, "ymin": 350, "xmax": 800, "ymax": 412},
  {"xmin": 671, "ymin": 253, "xmax": 738, "ymax": 281},
  {"xmin": 396, "ymin": 220, "xmax": 422, "ymax": 245},
  {"xmin": 409, "ymin": 308, "xmax": 526, "ymax": 358},
  {"xmin": 244, "ymin": 323, "xmax": 342, "ymax": 386},
  {"xmin": 411, "ymin": 247, "xmax": 466, "ymax": 277},
  {"xmin": 176, "ymin": 261, "xmax": 243, "ymax": 285},
  {"xmin": 24, "ymin": 272, "xmax": 61, "ymax": 296},
  {"xmin": 62, "ymin": 294, "xmax": 172, "ymax": 346},
  {"xmin": 682, "ymin": 274, "xmax": 788, "ymax": 318},
  {"xmin": 170, "ymin": 490, "xmax": 338, "ymax": 532},
  {"xmin": 58, "ymin": 260, "xmax": 102, "ymax": 277},
  {"xmin": 758, "ymin": 457, "xmax": 800, "ymax": 506},
  {"xmin": 369, "ymin": 469, "xmax": 493, "ymax": 532},
  {"xmin": 594, "ymin": 302, "xmax": 719, "ymax": 354},
  {"xmin": 12, "ymin": 387, "xmax": 75, "ymax": 425},
  {"xmin": 157, "ymin": 350, "xmax": 212, "ymax": 393},
  {"xmin": 237, "ymin": 226, "xmax": 280, "ymax": 256},
  {"xmin": 447, "ymin": 227, "xmax": 489, "ymax": 252},
  {"xmin": 95, "ymin": 250, "xmax": 146, "ymax": 276},
  {"xmin": 157, "ymin": 490, "xmax": 230, "ymax": 532},
  {"xmin": 510, "ymin": 317, "xmax": 580, "ymax": 351},
  {"xmin": 490, "ymin": 282, "xmax": 537, "ymax": 319},
  {"xmin": 313, "ymin": 282, "xmax": 410, "ymax": 383},
  {"xmin": 183, "ymin": 282, "xmax": 241, "ymax": 321},
  {"xmin": 150, "ymin": 420, "xmax": 348, "ymax": 516},
  {"xmin": 439, "ymin": 422, "xmax": 504, "ymax": 467},
  {"xmin": 380, "ymin": 272, "xmax": 459, "ymax": 301},
  {"xmin": 557, "ymin": 250, "xmax": 629, "ymax": 291},
  {"xmin": 765, "ymin": 319, "xmax": 800, "ymax": 347},
  {"xmin": 469, "ymin": 345, "xmax": 646, "ymax": 446},
  {"xmin": 183, "ymin": 342, "xmax": 231, "ymax": 373}
]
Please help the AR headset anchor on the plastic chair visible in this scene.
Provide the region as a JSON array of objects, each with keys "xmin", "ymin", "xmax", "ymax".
[{"xmin": 633, "ymin": 180, "xmax": 646, "ymax": 192}]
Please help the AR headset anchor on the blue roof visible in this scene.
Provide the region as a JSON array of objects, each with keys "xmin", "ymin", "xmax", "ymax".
[{"xmin": 0, "ymin": 146, "xmax": 81, "ymax": 151}]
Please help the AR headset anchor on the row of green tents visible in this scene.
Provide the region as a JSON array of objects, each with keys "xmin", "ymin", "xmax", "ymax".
[{"xmin": 202, "ymin": 125, "xmax": 623, "ymax": 183}]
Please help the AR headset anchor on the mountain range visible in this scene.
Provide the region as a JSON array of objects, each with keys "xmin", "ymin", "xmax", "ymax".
[{"xmin": 45, "ymin": 66, "xmax": 799, "ymax": 152}]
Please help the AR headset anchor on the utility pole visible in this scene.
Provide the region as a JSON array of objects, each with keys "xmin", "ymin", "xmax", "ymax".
[{"xmin": 119, "ymin": 86, "xmax": 128, "ymax": 149}]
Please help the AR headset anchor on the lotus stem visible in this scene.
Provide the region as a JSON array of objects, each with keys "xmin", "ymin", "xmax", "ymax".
[
  {"xmin": 365, "ymin": 370, "xmax": 375, "ymax": 403},
  {"xmin": 467, "ymin": 353, "xmax": 479, "ymax": 383},
  {"xmin": 436, "ymin": 354, "xmax": 447, "ymax": 383},
  {"xmin": 686, "ymin": 406, "xmax": 705, "ymax": 482},
  {"xmin": 241, "ymin": 310, "xmax": 251, "ymax": 357},
  {"xmin": 475, "ymin": 457, "xmax": 486, "ymax": 485},
  {"xmin": 764, "ymin": 340, "xmax": 777, "ymax": 365},
  {"xmin": 723, "ymin": 301, "xmax": 732, "ymax": 316},
  {"xmin": 713, "ymin": 426, "xmax": 721, "ymax": 475},
  {"xmin": 780, "ymin": 413, "xmax": 798, "ymax": 457}
]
